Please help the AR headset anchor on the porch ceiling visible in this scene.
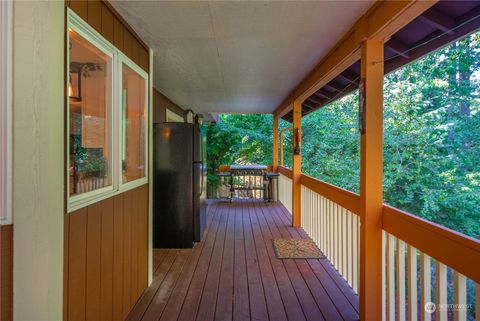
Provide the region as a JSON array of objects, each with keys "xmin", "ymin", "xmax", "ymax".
[{"xmin": 110, "ymin": 0, "xmax": 373, "ymax": 115}]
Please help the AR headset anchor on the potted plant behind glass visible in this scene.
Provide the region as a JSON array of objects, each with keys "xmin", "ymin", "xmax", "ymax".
[{"xmin": 77, "ymin": 152, "xmax": 107, "ymax": 193}]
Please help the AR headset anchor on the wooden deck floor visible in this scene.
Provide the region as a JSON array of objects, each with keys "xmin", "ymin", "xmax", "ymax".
[{"xmin": 127, "ymin": 200, "xmax": 359, "ymax": 321}]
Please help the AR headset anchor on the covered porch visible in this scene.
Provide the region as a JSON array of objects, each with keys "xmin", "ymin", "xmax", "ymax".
[
  {"xmin": 0, "ymin": 0, "xmax": 479, "ymax": 320},
  {"xmin": 128, "ymin": 200, "xmax": 358, "ymax": 321}
]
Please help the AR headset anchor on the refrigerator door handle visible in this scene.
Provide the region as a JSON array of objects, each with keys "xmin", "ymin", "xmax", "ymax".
[
  {"xmin": 200, "ymin": 162, "xmax": 204, "ymax": 196},
  {"xmin": 194, "ymin": 161, "xmax": 203, "ymax": 196}
]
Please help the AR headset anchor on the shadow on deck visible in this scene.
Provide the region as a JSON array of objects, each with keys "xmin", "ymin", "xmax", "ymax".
[{"xmin": 127, "ymin": 200, "xmax": 359, "ymax": 321}]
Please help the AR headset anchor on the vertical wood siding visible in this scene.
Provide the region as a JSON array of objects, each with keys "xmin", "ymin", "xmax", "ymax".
[
  {"xmin": 64, "ymin": 2, "xmax": 150, "ymax": 320},
  {"xmin": 67, "ymin": 0, "xmax": 149, "ymax": 72},
  {"xmin": 0, "ymin": 224, "xmax": 13, "ymax": 321},
  {"xmin": 65, "ymin": 184, "xmax": 149, "ymax": 321}
]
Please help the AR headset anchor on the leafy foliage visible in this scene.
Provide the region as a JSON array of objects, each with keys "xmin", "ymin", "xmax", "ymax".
[
  {"xmin": 207, "ymin": 32, "xmax": 480, "ymax": 240},
  {"xmin": 205, "ymin": 114, "xmax": 273, "ymax": 195}
]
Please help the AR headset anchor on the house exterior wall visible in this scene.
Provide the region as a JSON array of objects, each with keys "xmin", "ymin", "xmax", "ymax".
[
  {"xmin": 64, "ymin": 185, "xmax": 148, "ymax": 321},
  {"xmin": 10, "ymin": 1, "xmax": 152, "ymax": 320},
  {"xmin": 12, "ymin": 1, "xmax": 65, "ymax": 320},
  {"xmin": 64, "ymin": 1, "xmax": 152, "ymax": 320},
  {"xmin": 153, "ymin": 89, "xmax": 186, "ymax": 124}
]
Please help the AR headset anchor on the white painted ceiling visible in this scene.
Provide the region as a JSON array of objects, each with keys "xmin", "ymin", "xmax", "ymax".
[{"xmin": 111, "ymin": 1, "xmax": 373, "ymax": 115}]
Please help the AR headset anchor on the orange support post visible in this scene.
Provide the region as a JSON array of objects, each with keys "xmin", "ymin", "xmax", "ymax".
[
  {"xmin": 359, "ymin": 39, "xmax": 384, "ymax": 321},
  {"xmin": 291, "ymin": 100, "xmax": 302, "ymax": 227},
  {"xmin": 273, "ymin": 115, "xmax": 279, "ymax": 172}
]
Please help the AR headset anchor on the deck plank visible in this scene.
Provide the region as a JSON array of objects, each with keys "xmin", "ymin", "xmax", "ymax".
[
  {"xmin": 128, "ymin": 200, "xmax": 359, "ymax": 321},
  {"xmin": 275, "ymin": 202, "xmax": 360, "ymax": 319},
  {"xmin": 141, "ymin": 250, "xmax": 190, "ymax": 321},
  {"xmin": 269, "ymin": 202, "xmax": 345, "ymax": 321},
  {"xmin": 280, "ymin": 202, "xmax": 359, "ymax": 312},
  {"xmin": 232, "ymin": 201, "xmax": 250, "ymax": 321},
  {"xmin": 159, "ymin": 204, "xmax": 221, "ymax": 321},
  {"xmin": 126, "ymin": 250, "xmax": 177, "ymax": 321},
  {"xmin": 242, "ymin": 201, "xmax": 270, "ymax": 321},
  {"xmin": 247, "ymin": 201, "xmax": 288, "ymax": 321},
  {"xmin": 257, "ymin": 202, "xmax": 325, "ymax": 321},
  {"xmin": 252, "ymin": 201, "xmax": 307, "ymax": 321},
  {"xmin": 214, "ymin": 202, "xmax": 236, "ymax": 321},
  {"xmin": 195, "ymin": 203, "xmax": 228, "ymax": 321}
]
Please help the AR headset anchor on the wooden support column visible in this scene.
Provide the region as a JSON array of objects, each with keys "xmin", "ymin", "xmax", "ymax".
[
  {"xmin": 359, "ymin": 39, "xmax": 384, "ymax": 321},
  {"xmin": 273, "ymin": 115, "xmax": 279, "ymax": 171},
  {"xmin": 292, "ymin": 100, "xmax": 302, "ymax": 227}
]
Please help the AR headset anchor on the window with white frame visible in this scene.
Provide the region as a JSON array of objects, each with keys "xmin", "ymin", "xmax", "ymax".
[
  {"xmin": 0, "ymin": 0, "xmax": 12, "ymax": 223},
  {"xmin": 120, "ymin": 58, "xmax": 148, "ymax": 186},
  {"xmin": 67, "ymin": 10, "xmax": 148, "ymax": 211}
]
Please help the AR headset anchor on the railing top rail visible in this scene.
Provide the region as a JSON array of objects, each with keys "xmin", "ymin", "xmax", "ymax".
[
  {"xmin": 300, "ymin": 173, "xmax": 360, "ymax": 215},
  {"xmin": 277, "ymin": 169, "xmax": 479, "ymax": 282},
  {"xmin": 384, "ymin": 204, "xmax": 480, "ymax": 284},
  {"xmin": 277, "ymin": 165, "xmax": 293, "ymax": 179}
]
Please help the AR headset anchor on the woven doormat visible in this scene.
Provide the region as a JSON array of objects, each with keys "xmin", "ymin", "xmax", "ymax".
[{"xmin": 272, "ymin": 238, "xmax": 324, "ymax": 259}]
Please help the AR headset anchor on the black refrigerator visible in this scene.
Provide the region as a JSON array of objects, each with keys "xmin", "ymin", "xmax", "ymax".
[{"xmin": 153, "ymin": 122, "xmax": 207, "ymax": 248}]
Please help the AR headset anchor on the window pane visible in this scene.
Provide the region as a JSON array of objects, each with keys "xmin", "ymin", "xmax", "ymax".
[
  {"xmin": 122, "ymin": 63, "xmax": 146, "ymax": 183},
  {"xmin": 69, "ymin": 29, "xmax": 112, "ymax": 196}
]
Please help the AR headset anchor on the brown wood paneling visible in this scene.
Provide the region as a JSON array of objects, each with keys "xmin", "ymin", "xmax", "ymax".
[
  {"xmin": 68, "ymin": 208, "xmax": 88, "ymax": 321},
  {"xmin": 139, "ymin": 185, "xmax": 148, "ymax": 291},
  {"xmin": 112, "ymin": 194, "xmax": 125, "ymax": 321},
  {"xmin": 113, "ymin": 18, "xmax": 124, "ymax": 51},
  {"xmin": 87, "ymin": 0, "xmax": 102, "ymax": 33},
  {"xmin": 122, "ymin": 189, "xmax": 133, "ymax": 318},
  {"xmin": 101, "ymin": 2, "xmax": 114, "ymax": 44},
  {"xmin": 63, "ymin": 214, "xmax": 70, "ymax": 321},
  {"xmin": 130, "ymin": 188, "xmax": 139, "ymax": 304},
  {"xmin": 140, "ymin": 49, "xmax": 149, "ymax": 73},
  {"xmin": 100, "ymin": 198, "xmax": 114, "ymax": 321},
  {"xmin": 101, "ymin": 0, "xmax": 150, "ymax": 51},
  {"xmin": 70, "ymin": 0, "xmax": 88, "ymax": 21},
  {"xmin": 65, "ymin": 185, "xmax": 149, "ymax": 321},
  {"xmin": 0, "ymin": 224, "xmax": 13, "ymax": 321},
  {"xmin": 123, "ymin": 28, "xmax": 133, "ymax": 61},
  {"xmin": 86, "ymin": 202, "xmax": 102, "ymax": 321},
  {"xmin": 153, "ymin": 89, "xmax": 186, "ymax": 124},
  {"xmin": 68, "ymin": 0, "xmax": 149, "ymax": 72}
]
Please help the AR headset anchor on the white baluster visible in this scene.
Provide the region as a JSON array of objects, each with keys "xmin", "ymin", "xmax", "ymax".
[
  {"xmin": 435, "ymin": 262, "xmax": 447, "ymax": 321},
  {"xmin": 408, "ymin": 245, "xmax": 418, "ymax": 321},
  {"xmin": 421, "ymin": 253, "xmax": 431, "ymax": 321},
  {"xmin": 387, "ymin": 234, "xmax": 395, "ymax": 321},
  {"xmin": 453, "ymin": 272, "xmax": 466, "ymax": 321}
]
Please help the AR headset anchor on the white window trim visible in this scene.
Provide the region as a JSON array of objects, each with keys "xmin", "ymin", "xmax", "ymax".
[
  {"xmin": 166, "ymin": 108, "xmax": 184, "ymax": 123},
  {"xmin": 0, "ymin": 0, "xmax": 12, "ymax": 224},
  {"xmin": 118, "ymin": 53, "xmax": 149, "ymax": 192},
  {"xmin": 67, "ymin": 9, "xmax": 149, "ymax": 213}
]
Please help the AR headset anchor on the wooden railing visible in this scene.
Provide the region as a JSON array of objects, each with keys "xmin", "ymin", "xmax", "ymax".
[
  {"xmin": 278, "ymin": 166, "xmax": 292, "ymax": 214},
  {"xmin": 301, "ymin": 183, "xmax": 360, "ymax": 293},
  {"xmin": 276, "ymin": 167, "xmax": 480, "ymax": 321}
]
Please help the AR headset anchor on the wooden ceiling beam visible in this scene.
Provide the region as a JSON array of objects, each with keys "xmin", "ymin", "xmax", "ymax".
[
  {"xmin": 274, "ymin": 0, "xmax": 436, "ymax": 118},
  {"xmin": 316, "ymin": 90, "xmax": 334, "ymax": 100},
  {"xmin": 385, "ymin": 37, "xmax": 411, "ymax": 58},
  {"xmin": 307, "ymin": 95, "xmax": 323, "ymax": 105},
  {"xmin": 419, "ymin": 9, "xmax": 455, "ymax": 35},
  {"xmin": 325, "ymin": 81, "xmax": 345, "ymax": 93},
  {"xmin": 337, "ymin": 70, "xmax": 360, "ymax": 84},
  {"xmin": 302, "ymin": 101, "xmax": 316, "ymax": 110}
]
